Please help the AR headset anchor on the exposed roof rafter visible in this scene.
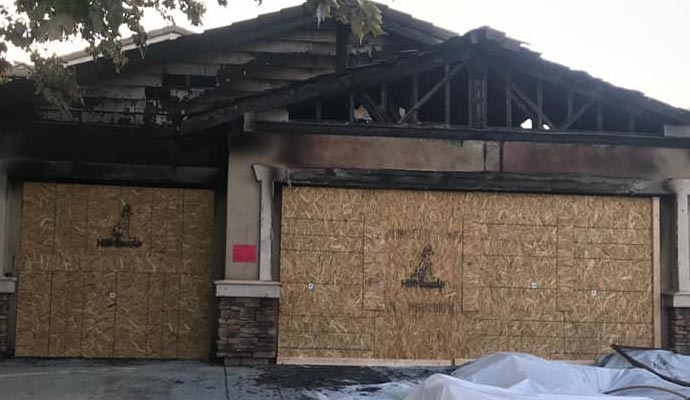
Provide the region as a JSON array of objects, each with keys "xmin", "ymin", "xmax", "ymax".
[
  {"xmin": 180, "ymin": 37, "xmax": 473, "ymax": 134},
  {"xmin": 179, "ymin": 27, "xmax": 690, "ymax": 135}
]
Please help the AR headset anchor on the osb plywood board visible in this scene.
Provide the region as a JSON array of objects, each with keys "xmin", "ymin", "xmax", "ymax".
[
  {"xmin": 113, "ymin": 272, "xmax": 149, "ymax": 358},
  {"xmin": 81, "ymin": 271, "xmax": 117, "ymax": 358},
  {"xmin": 177, "ymin": 274, "xmax": 213, "ymax": 360},
  {"xmin": 48, "ymin": 272, "xmax": 84, "ymax": 357},
  {"xmin": 14, "ymin": 271, "xmax": 51, "ymax": 357},
  {"xmin": 16, "ymin": 183, "xmax": 214, "ymax": 359},
  {"xmin": 278, "ymin": 187, "xmax": 656, "ymax": 361}
]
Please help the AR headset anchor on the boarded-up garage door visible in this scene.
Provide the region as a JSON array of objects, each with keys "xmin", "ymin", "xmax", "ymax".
[
  {"xmin": 16, "ymin": 183, "xmax": 214, "ymax": 359},
  {"xmin": 279, "ymin": 187, "xmax": 658, "ymax": 361}
]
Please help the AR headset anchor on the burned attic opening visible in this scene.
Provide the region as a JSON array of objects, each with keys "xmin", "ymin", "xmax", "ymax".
[
  {"xmin": 288, "ymin": 65, "xmax": 472, "ymax": 126},
  {"xmin": 285, "ymin": 47, "xmax": 676, "ymax": 136}
]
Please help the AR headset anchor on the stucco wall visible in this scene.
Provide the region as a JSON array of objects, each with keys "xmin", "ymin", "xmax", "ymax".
[{"xmin": 503, "ymin": 142, "xmax": 690, "ymax": 179}]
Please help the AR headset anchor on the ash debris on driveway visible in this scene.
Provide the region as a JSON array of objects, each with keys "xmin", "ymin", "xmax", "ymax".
[{"xmin": 254, "ymin": 365, "xmax": 455, "ymax": 392}]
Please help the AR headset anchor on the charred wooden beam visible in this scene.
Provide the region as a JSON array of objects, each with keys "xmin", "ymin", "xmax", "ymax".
[
  {"xmin": 336, "ymin": 23, "xmax": 350, "ymax": 72},
  {"xmin": 181, "ymin": 44, "xmax": 472, "ymax": 134},
  {"xmin": 493, "ymin": 67, "xmax": 554, "ymax": 129},
  {"xmin": 278, "ymin": 167, "xmax": 669, "ymax": 196},
  {"xmin": 348, "ymin": 91, "xmax": 355, "ymax": 123},
  {"xmin": 468, "ymin": 59, "xmax": 488, "ymax": 128},
  {"xmin": 255, "ymin": 121, "xmax": 688, "ymax": 148},
  {"xmin": 385, "ymin": 96, "xmax": 403, "ymax": 122},
  {"xmin": 76, "ymin": 12, "xmax": 316, "ymax": 84},
  {"xmin": 315, "ymin": 102, "xmax": 322, "ymax": 120},
  {"xmin": 597, "ymin": 101, "xmax": 603, "ymax": 131},
  {"xmin": 358, "ymin": 92, "xmax": 392, "ymax": 123},
  {"xmin": 381, "ymin": 85, "xmax": 388, "ymax": 112},
  {"xmin": 561, "ymin": 97, "xmax": 596, "ymax": 129},
  {"xmin": 536, "ymin": 80, "xmax": 544, "ymax": 128},
  {"xmin": 382, "ymin": 17, "xmax": 450, "ymax": 46},
  {"xmin": 509, "ymin": 81, "xmax": 555, "ymax": 129},
  {"xmin": 509, "ymin": 90, "xmax": 536, "ymax": 125},
  {"xmin": 444, "ymin": 65, "xmax": 451, "ymax": 126},
  {"xmin": 0, "ymin": 122, "xmax": 225, "ymax": 167},
  {"xmin": 505, "ymin": 74, "xmax": 513, "ymax": 127},
  {"xmin": 243, "ymin": 111, "xmax": 256, "ymax": 132},
  {"xmin": 410, "ymin": 73, "xmax": 419, "ymax": 123},
  {"xmin": 400, "ymin": 64, "xmax": 463, "ymax": 124},
  {"xmin": 477, "ymin": 48, "xmax": 690, "ymax": 126},
  {"xmin": 1, "ymin": 159, "xmax": 219, "ymax": 188},
  {"xmin": 629, "ymin": 113, "xmax": 637, "ymax": 132}
]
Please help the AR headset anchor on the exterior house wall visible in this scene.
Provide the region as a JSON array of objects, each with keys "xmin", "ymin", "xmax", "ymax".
[
  {"xmin": 218, "ymin": 130, "xmax": 690, "ymax": 362},
  {"xmin": 4, "ymin": 6, "xmax": 687, "ymax": 364},
  {"xmin": 503, "ymin": 143, "xmax": 690, "ymax": 179}
]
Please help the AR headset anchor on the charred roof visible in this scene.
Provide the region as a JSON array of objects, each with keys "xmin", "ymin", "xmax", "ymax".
[{"xmin": 180, "ymin": 26, "xmax": 690, "ymax": 134}]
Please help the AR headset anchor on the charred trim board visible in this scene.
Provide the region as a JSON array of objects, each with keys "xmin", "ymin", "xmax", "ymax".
[
  {"xmin": 0, "ymin": 160, "xmax": 219, "ymax": 189},
  {"xmin": 256, "ymin": 121, "xmax": 690, "ymax": 149},
  {"xmin": 278, "ymin": 168, "xmax": 669, "ymax": 197}
]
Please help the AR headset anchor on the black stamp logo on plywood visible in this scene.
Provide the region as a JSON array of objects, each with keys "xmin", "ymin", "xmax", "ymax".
[
  {"xmin": 97, "ymin": 202, "xmax": 143, "ymax": 248},
  {"xmin": 401, "ymin": 244, "xmax": 446, "ymax": 290}
]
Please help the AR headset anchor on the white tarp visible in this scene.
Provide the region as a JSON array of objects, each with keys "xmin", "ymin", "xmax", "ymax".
[
  {"xmin": 317, "ymin": 352, "xmax": 690, "ymax": 400},
  {"xmin": 598, "ymin": 348, "xmax": 690, "ymax": 383}
]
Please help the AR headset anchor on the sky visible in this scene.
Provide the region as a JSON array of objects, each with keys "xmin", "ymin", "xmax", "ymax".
[{"xmin": 7, "ymin": 0, "xmax": 690, "ymax": 109}]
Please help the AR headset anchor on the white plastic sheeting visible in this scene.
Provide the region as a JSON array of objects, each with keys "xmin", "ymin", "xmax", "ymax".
[
  {"xmin": 402, "ymin": 374, "xmax": 646, "ymax": 400},
  {"xmin": 318, "ymin": 352, "xmax": 690, "ymax": 400},
  {"xmin": 445, "ymin": 353, "xmax": 688, "ymax": 400},
  {"xmin": 599, "ymin": 348, "xmax": 690, "ymax": 384}
]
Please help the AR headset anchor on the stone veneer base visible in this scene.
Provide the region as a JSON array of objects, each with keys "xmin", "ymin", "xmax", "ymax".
[
  {"xmin": 0, "ymin": 293, "xmax": 10, "ymax": 356},
  {"xmin": 669, "ymin": 307, "xmax": 690, "ymax": 354},
  {"xmin": 217, "ymin": 297, "xmax": 278, "ymax": 366}
]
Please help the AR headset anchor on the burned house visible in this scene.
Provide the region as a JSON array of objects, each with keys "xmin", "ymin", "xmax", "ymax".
[{"xmin": 1, "ymin": 3, "xmax": 690, "ymax": 364}]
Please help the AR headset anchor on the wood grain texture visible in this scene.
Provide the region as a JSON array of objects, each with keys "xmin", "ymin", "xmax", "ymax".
[
  {"xmin": 114, "ymin": 273, "xmax": 149, "ymax": 358},
  {"xmin": 14, "ymin": 271, "xmax": 51, "ymax": 357},
  {"xmin": 279, "ymin": 187, "xmax": 656, "ymax": 360},
  {"xmin": 16, "ymin": 183, "xmax": 214, "ymax": 359},
  {"xmin": 146, "ymin": 274, "xmax": 165, "ymax": 358},
  {"xmin": 20, "ymin": 183, "xmax": 56, "ymax": 256},
  {"xmin": 48, "ymin": 272, "xmax": 84, "ymax": 357},
  {"xmin": 82, "ymin": 271, "xmax": 117, "ymax": 358},
  {"xmin": 177, "ymin": 274, "xmax": 213, "ymax": 360},
  {"xmin": 161, "ymin": 273, "xmax": 181, "ymax": 359}
]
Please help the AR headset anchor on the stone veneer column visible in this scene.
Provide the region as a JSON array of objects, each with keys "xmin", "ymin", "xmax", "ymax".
[
  {"xmin": 668, "ymin": 180, "xmax": 690, "ymax": 354},
  {"xmin": 215, "ymin": 163, "xmax": 280, "ymax": 365}
]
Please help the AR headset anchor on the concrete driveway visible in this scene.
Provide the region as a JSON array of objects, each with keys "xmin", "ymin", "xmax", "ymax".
[{"xmin": 0, "ymin": 359, "xmax": 450, "ymax": 399}]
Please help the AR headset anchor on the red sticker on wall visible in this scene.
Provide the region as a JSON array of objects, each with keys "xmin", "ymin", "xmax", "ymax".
[{"xmin": 232, "ymin": 244, "xmax": 257, "ymax": 263}]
